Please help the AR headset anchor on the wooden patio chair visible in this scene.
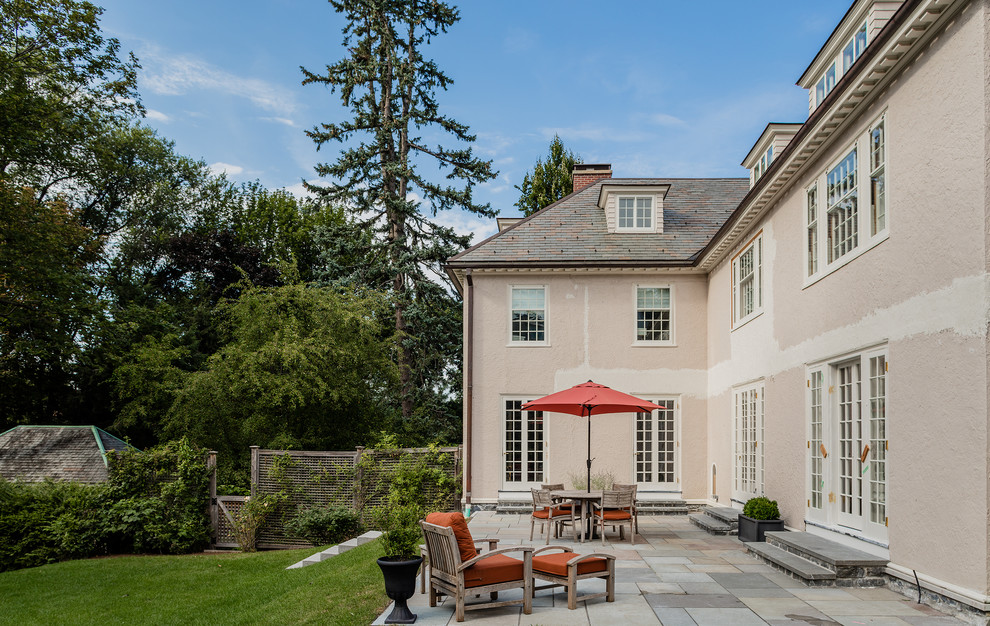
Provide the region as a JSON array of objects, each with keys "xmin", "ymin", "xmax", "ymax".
[
  {"xmin": 593, "ymin": 490, "xmax": 635, "ymax": 545},
  {"xmin": 540, "ymin": 483, "xmax": 574, "ymax": 512},
  {"xmin": 531, "ymin": 546, "xmax": 616, "ymax": 610},
  {"xmin": 421, "ymin": 513, "xmax": 534, "ymax": 622},
  {"xmin": 530, "ymin": 488, "xmax": 576, "ymax": 544},
  {"xmin": 612, "ymin": 483, "xmax": 639, "ymax": 535}
]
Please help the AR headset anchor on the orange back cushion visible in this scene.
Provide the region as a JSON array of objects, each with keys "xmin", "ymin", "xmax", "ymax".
[{"xmin": 425, "ymin": 511, "xmax": 477, "ymax": 562}]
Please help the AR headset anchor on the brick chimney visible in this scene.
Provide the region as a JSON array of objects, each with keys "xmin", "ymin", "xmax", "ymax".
[{"xmin": 572, "ymin": 163, "xmax": 612, "ymax": 192}]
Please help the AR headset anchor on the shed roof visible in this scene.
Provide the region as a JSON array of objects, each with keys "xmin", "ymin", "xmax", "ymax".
[
  {"xmin": 447, "ymin": 177, "xmax": 749, "ymax": 270},
  {"xmin": 0, "ymin": 426, "xmax": 135, "ymax": 483}
]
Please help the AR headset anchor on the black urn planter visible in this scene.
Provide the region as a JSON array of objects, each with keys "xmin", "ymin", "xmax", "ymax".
[
  {"xmin": 737, "ymin": 514, "xmax": 785, "ymax": 542},
  {"xmin": 377, "ymin": 555, "xmax": 424, "ymax": 624}
]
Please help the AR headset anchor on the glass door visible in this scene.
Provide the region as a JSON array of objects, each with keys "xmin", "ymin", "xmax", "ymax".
[
  {"xmin": 503, "ymin": 398, "xmax": 545, "ymax": 489},
  {"xmin": 635, "ymin": 399, "xmax": 678, "ymax": 489}
]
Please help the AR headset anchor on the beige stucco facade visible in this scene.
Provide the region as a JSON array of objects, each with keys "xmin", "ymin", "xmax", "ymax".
[{"xmin": 450, "ymin": 0, "xmax": 990, "ymax": 614}]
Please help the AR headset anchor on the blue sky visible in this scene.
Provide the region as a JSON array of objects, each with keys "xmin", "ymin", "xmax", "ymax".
[{"xmin": 98, "ymin": 1, "xmax": 853, "ymax": 244}]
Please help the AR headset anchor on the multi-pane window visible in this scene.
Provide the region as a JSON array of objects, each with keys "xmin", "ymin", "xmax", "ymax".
[
  {"xmin": 503, "ymin": 399, "xmax": 544, "ymax": 484},
  {"xmin": 827, "ymin": 149, "xmax": 858, "ymax": 263},
  {"xmin": 807, "ymin": 116, "xmax": 886, "ymax": 280},
  {"xmin": 809, "ymin": 371, "xmax": 824, "ymax": 510},
  {"xmin": 732, "ymin": 234, "xmax": 762, "ymax": 326},
  {"xmin": 807, "ymin": 185, "xmax": 819, "ymax": 276},
  {"xmin": 843, "ymin": 23, "xmax": 868, "ymax": 73},
  {"xmin": 868, "ymin": 355, "xmax": 886, "ymax": 526},
  {"xmin": 511, "ymin": 286, "xmax": 545, "ymax": 343},
  {"xmin": 734, "ymin": 383, "xmax": 764, "ymax": 500},
  {"xmin": 618, "ymin": 196, "xmax": 653, "ymax": 230},
  {"xmin": 870, "ymin": 121, "xmax": 885, "ymax": 235},
  {"xmin": 636, "ymin": 287, "xmax": 671, "ymax": 342},
  {"xmin": 813, "ymin": 21, "xmax": 867, "ymax": 109},
  {"xmin": 635, "ymin": 399, "xmax": 676, "ymax": 484},
  {"xmin": 837, "ymin": 362, "xmax": 862, "ymax": 519},
  {"xmin": 753, "ymin": 146, "xmax": 773, "ymax": 182}
]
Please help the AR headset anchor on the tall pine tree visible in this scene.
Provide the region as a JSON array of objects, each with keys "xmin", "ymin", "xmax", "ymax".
[
  {"xmin": 302, "ymin": 0, "xmax": 496, "ymax": 429},
  {"xmin": 514, "ymin": 135, "xmax": 582, "ymax": 216}
]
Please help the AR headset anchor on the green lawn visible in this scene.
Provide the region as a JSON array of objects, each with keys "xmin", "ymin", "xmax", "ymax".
[{"xmin": 0, "ymin": 540, "xmax": 388, "ymax": 625}]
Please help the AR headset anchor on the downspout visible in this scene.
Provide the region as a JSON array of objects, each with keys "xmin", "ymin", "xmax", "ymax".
[{"xmin": 464, "ymin": 269, "xmax": 474, "ymax": 510}]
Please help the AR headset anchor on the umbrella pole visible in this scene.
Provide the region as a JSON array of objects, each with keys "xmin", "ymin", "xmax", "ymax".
[{"xmin": 586, "ymin": 407, "xmax": 592, "ymax": 493}]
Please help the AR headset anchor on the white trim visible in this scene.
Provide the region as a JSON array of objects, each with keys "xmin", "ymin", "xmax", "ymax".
[
  {"xmin": 732, "ymin": 380, "xmax": 765, "ymax": 503},
  {"xmin": 731, "ymin": 231, "xmax": 763, "ymax": 328},
  {"xmin": 616, "ymin": 195, "xmax": 656, "ymax": 233},
  {"xmin": 632, "ymin": 284, "xmax": 676, "ymax": 346},
  {"xmin": 630, "ymin": 395, "xmax": 681, "ymax": 490},
  {"xmin": 500, "ymin": 395, "xmax": 547, "ymax": 490}
]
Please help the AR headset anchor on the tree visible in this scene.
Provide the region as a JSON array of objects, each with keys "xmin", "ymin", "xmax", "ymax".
[
  {"xmin": 301, "ymin": 0, "xmax": 496, "ymax": 426},
  {"xmin": 514, "ymin": 135, "xmax": 582, "ymax": 216},
  {"xmin": 165, "ymin": 284, "xmax": 397, "ymax": 478}
]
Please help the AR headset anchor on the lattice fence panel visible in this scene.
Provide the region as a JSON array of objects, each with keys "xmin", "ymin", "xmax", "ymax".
[
  {"xmin": 358, "ymin": 448, "xmax": 461, "ymax": 524},
  {"xmin": 215, "ymin": 496, "xmax": 245, "ymax": 548}
]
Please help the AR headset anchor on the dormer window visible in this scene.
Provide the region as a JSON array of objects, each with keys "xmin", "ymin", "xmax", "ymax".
[
  {"xmin": 598, "ymin": 183, "xmax": 668, "ymax": 234},
  {"xmin": 813, "ymin": 20, "xmax": 867, "ymax": 109},
  {"xmin": 618, "ymin": 196, "xmax": 654, "ymax": 231},
  {"xmin": 753, "ymin": 146, "xmax": 773, "ymax": 182}
]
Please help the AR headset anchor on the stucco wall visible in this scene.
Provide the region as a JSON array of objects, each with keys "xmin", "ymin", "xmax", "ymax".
[
  {"xmin": 704, "ymin": 0, "xmax": 989, "ymax": 596},
  {"xmin": 467, "ymin": 271, "xmax": 711, "ymax": 502}
]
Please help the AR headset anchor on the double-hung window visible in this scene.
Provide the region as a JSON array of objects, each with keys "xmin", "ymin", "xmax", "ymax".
[
  {"xmin": 731, "ymin": 233, "xmax": 762, "ymax": 327},
  {"xmin": 805, "ymin": 115, "xmax": 887, "ymax": 280},
  {"xmin": 618, "ymin": 196, "xmax": 654, "ymax": 231},
  {"xmin": 510, "ymin": 286, "xmax": 546, "ymax": 344},
  {"xmin": 635, "ymin": 286, "xmax": 672, "ymax": 344}
]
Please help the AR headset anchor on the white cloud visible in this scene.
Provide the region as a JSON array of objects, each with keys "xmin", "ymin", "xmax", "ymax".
[
  {"xmin": 539, "ymin": 126, "xmax": 650, "ymax": 144},
  {"xmin": 282, "ymin": 182, "xmax": 315, "ymax": 198},
  {"xmin": 209, "ymin": 162, "xmax": 244, "ymax": 176},
  {"xmin": 261, "ymin": 116, "xmax": 297, "ymax": 127},
  {"xmin": 649, "ymin": 112, "xmax": 687, "ymax": 127},
  {"xmin": 141, "ymin": 47, "xmax": 298, "ymax": 114},
  {"xmin": 145, "ymin": 109, "xmax": 171, "ymax": 123},
  {"xmin": 432, "ymin": 210, "xmax": 499, "ymax": 245}
]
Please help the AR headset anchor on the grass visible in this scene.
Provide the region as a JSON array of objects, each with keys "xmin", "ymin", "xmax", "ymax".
[{"xmin": 0, "ymin": 539, "xmax": 388, "ymax": 625}]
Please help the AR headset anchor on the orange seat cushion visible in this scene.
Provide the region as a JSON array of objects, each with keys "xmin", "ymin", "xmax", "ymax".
[
  {"xmin": 425, "ymin": 512, "xmax": 477, "ymax": 562},
  {"xmin": 463, "ymin": 554, "xmax": 524, "ymax": 588},
  {"xmin": 596, "ymin": 509, "xmax": 632, "ymax": 521},
  {"xmin": 532, "ymin": 507, "xmax": 569, "ymax": 519},
  {"xmin": 532, "ymin": 552, "xmax": 608, "ymax": 577}
]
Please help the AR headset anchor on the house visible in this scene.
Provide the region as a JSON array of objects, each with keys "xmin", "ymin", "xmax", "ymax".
[
  {"xmin": 446, "ymin": 0, "xmax": 990, "ymax": 619},
  {"xmin": 0, "ymin": 425, "xmax": 135, "ymax": 483}
]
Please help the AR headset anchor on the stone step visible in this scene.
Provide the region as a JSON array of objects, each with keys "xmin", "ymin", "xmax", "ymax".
[
  {"xmin": 495, "ymin": 501, "xmax": 531, "ymax": 514},
  {"xmin": 765, "ymin": 532, "xmax": 888, "ymax": 580},
  {"xmin": 746, "ymin": 542, "xmax": 836, "ymax": 587},
  {"xmin": 704, "ymin": 506, "xmax": 742, "ymax": 526},
  {"xmin": 688, "ymin": 512, "xmax": 736, "ymax": 535},
  {"xmin": 636, "ymin": 499, "xmax": 689, "ymax": 515}
]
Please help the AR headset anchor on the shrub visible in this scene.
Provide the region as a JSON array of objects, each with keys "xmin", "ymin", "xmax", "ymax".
[
  {"xmin": 285, "ymin": 506, "xmax": 362, "ymax": 546},
  {"xmin": 743, "ymin": 496, "xmax": 780, "ymax": 520},
  {"xmin": 374, "ymin": 504, "xmax": 423, "ymax": 559},
  {"xmin": 231, "ymin": 492, "xmax": 286, "ymax": 552}
]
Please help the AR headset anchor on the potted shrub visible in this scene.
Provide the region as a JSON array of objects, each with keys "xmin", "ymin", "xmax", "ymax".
[
  {"xmin": 375, "ymin": 504, "xmax": 424, "ymax": 624},
  {"xmin": 738, "ymin": 496, "xmax": 785, "ymax": 542}
]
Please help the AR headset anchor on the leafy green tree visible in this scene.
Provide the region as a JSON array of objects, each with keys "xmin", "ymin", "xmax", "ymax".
[
  {"xmin": 165, "ymin": 284, "xmax": 397, "ymax": 477},
  {"xmin": 514, "ymin": 135, "xmax": 582, "ymax": 216},
  {"xmin": 0, "ymin": 0, "xmax": 141, "ymax": 181},
  {"xmin": 302, "ymin": 0, "xmax": 496, "ymax": 427},
  {"xmin": 0, "ymin": 185, "xmax": 98, "ymax": 427}
]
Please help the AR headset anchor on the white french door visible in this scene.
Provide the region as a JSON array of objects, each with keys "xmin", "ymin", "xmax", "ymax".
[
  {"xmin": 806, "ymin": 349, "xmax": 887, "ymax": 543},
  {"xmin": 634, "ymin": 398, "xmax": 679, "ymax": 489},
  {"xmin": 502, "ymin": 398, "xmax": 545, "ymax": 489},
  {"xmin": 733, "ymin": 382, "xmax": 765, "ymax": 503}
]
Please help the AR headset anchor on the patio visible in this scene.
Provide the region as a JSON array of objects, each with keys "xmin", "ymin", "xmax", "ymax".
[{"xmin": 374, "ymin": 510, "xmax": 963, "ymax": 625}]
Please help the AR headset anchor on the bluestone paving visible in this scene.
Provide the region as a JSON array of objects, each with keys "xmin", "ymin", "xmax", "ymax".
[{"xmin": 374, "ymin": 511, "xmax": 966, "ymax": 625}]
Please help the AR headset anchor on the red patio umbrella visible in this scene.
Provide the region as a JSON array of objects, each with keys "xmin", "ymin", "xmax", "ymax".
[{"xmin": 523, "ymin": 381, "xmax": 662, "ymax": 493}]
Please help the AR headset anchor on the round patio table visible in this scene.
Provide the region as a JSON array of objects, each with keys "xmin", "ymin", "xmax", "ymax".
[{"xmin": 550, "ymin": 489, "xmax": 603, "ymax": 542}]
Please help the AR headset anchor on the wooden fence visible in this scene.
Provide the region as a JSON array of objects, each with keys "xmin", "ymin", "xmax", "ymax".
[{"xmin": 211, "ymin": 446, "xmax": 462, "ymax": 550}]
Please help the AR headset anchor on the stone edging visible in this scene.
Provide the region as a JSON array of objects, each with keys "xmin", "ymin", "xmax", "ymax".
[{"xmin": 285, "ymin": 530, "xmax": 383, "ymax": 569}]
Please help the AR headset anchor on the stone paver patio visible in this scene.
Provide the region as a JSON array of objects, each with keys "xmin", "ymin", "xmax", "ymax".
[{"xmin": 373, "ymin": 511, "xmax": 964, "ymax": 625}]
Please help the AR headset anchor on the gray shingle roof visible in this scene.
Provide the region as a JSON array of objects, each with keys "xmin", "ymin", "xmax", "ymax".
[
  {"xmin": 448, "ymin": 178, "xmax": 749, "ymax": 267},
  {"xmin": 0, "ymin": 426, "xmax": 135, "ymax": 483}
]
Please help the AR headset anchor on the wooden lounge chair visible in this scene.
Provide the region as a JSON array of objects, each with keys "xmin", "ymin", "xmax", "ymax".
[
  {"xmin": 593, "ymin": 489, "xmax": 635, "ymax": 545},
  {"xmin": 421, "ymin": 512, "xmax": 534, "ymax": 622},
  {"xmin": 531, "ymin": 546, "xmax": 616, "ymax": 610}
]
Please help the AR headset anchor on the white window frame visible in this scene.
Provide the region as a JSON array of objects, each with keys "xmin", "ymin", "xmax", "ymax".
[
  {"xmin": 753, "ymin": 145, "xmax": 773, "ymax": 182},
  {"xmin": 733, "ymin": 381, "xmax": 765, "ymax": 504},
  {"xmin": 616, "ymin": 195, "xmax": 655, "ymax": 232},
  {"xmin": 633, "ymin": 285, "xmax": 675, "ymax": 346},
  {"xmin": 813, "ymin": 20, "xmax": 867, "ymax": 109},
  {"xmin": 804, "ymin": 114, "xmax": 888, "ymax": 285},
  {"xmin": 508, "ymin": 285, "xmax": 548, "ymax": 346},
  {"xmin": 632, "ymin": 396, "xmax": 680, "ymax": 489},
  {"xmin": 501, "ymin": 396, "xmax": 546, "ymax": 489},
  {"xmin": 731, "ymin": 231, "xmax": 763, "ymax": 328}
]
